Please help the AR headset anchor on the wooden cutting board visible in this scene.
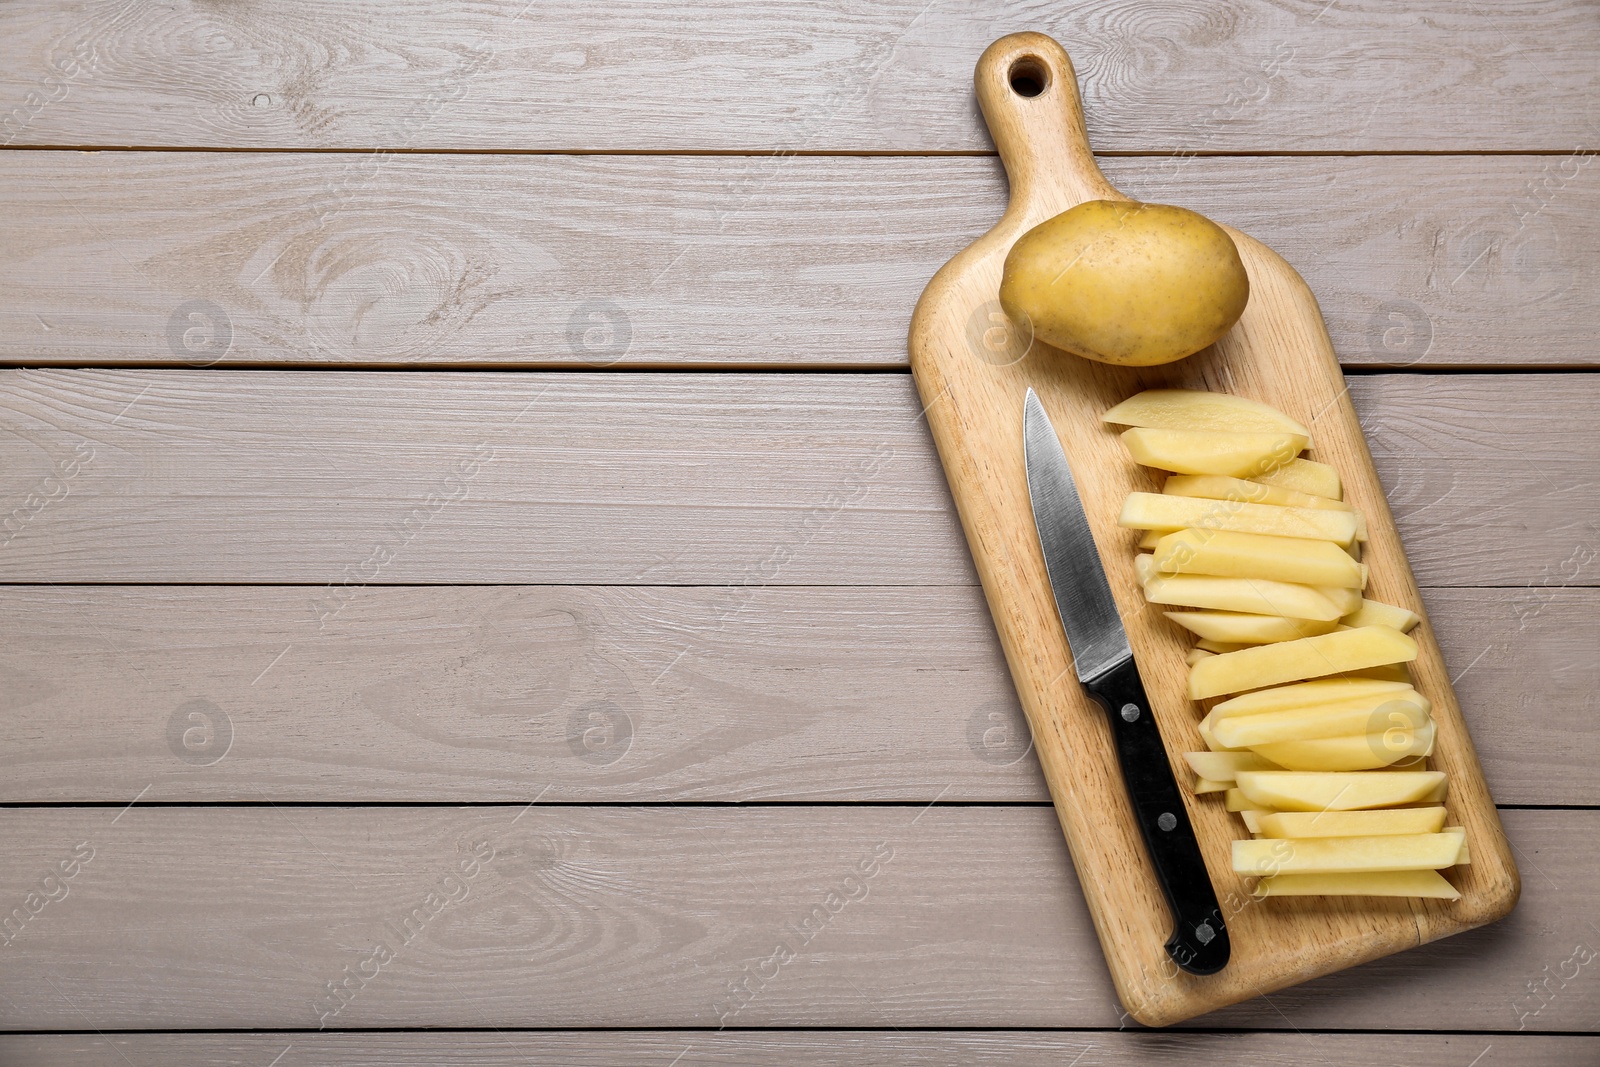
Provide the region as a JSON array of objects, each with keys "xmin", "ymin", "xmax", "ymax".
[{"xmin": 907, "ymin": 32, "xmax": 1519, "ymax": 1027}]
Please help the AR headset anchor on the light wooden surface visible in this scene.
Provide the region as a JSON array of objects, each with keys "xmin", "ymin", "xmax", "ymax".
[
  {"xmin": 2, "ymin": 154, "xmax": 1594, "ymax": 368},
  {"xmin": 1, "ymin": 371, "xmax": 1596, "ymax": 586},
  {"xmin": 0, "ymin": 585, "xmax": 1589, "ymax": 804},
  {"xmin": 1, "ymin": 0, "xmax": 1595, "ymax": 1057},
  {"xmin": 0, "ymin": 807, "xmax": 1584, "ymax": 1030},
  {"xmin": 907, "ymin": 31, "xmax": 1519, "ymax": 1025},
  {"xmin": 2, "ymin": 0, "xmax": 1596, "ymax": 151}
]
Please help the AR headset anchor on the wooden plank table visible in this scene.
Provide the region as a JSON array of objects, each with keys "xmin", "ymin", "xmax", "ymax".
[{"xmin": 1, "ymin": 1, "xmax": 1596, "ymax": 1061}]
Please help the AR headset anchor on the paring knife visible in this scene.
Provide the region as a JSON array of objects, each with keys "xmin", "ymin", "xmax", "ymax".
[{"xmin": 1023, "ymin": 388, "xmax": 1230, "ymax": 976}]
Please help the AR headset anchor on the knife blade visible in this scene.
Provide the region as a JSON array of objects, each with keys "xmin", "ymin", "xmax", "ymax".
[{"xmin": 1023, "ymin": 388, "xmax": 1230, "ymax": 976}]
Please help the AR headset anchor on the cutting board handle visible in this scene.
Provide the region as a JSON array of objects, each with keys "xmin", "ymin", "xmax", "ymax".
[{"xmin": 975, "ymin": 32, "xmax": 1125, "ymax": 219}]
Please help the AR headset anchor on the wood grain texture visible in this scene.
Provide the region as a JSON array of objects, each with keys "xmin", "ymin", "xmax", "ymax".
[
  {"xmin": 1, "ymin": 0, "xmax": 1596, "ymax": 151},
  {"xmin": 0, "ymin": 585, "xmax": 1589, "ymax": 805},
  {"xmin": 1, "ymin": 370, "xmax": 1596, "ymax": 587},
  {"xmin": 906, "ymin": 33, "xmax": 1518, "ymax": 1025},
  {"xmin": 0, "ymin": 0, "xmax": 1591, "ymax": 1055},
  {"xmin": 0, "ymin": 806, "xmax": 1583, "ymax": 1031},
  {"xmin": 0, "ymin": 1031, "xmax": 1589, "ymax": 1067},
  {"xmin": 2, "ymin": 153, "xmax": 1595, "ymax": 368}
]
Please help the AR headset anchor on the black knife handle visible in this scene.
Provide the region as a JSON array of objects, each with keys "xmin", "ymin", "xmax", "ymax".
[{"xmin": 1083, "ymin": 657, "xmax": 1230, "ymax": 976}]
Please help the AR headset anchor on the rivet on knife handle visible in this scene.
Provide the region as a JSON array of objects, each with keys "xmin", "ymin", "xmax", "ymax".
[{"xmin": 1023, "ymin": 388, "xmax": 1230, "ymax": 976}]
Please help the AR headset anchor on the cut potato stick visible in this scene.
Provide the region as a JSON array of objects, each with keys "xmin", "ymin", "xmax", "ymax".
[
  {"xmin": 1212, "ymin": 678, "xmax": 1414, "ymax": 717},
  {"xmin": 1164, "ymin": 610, "xmax": 1336, "ymax": 644},
  {"xmin": 1183, "ymin": 751, "xmax": 1279, "ymax": 782},
  {"xmin": 1132, "ymin": 553, "xmax": 1157, "ymax": 584},
  {"xmin": 1103, "ymin": 389, "xmax": 1313, "ymax": 439},
  {"xmin": 1252, "ymin": 722, "xmax": 1435, "ymax": 771},
  {"xmin": 1185, "ymin": 647, "xmax": 1215, "ymax": 667},
  {"xmin": 1162, "ymin": 474, "xmax": 1353, "ymax": 513},
  {"xmin": 1188, "ymin": 625, "xmax": 1419, "ymax": 700},
  {"xmin": 1235, "ymin": 770, "xmax": 1446, "ymax": 811},
  {"xmin": 1224, "ymin": 788, "xmax": 1255, "ymax": 812},
  {"xmin": 1256, "ymin": 870, "xmax": 1460, "ymax": 899},
  {"xmin": 1121, "ymin": 492, "xmax": 1359, "ymax": 546},
  {"xmin": 1210, "ymin": 692, "xmax": 1431, "ymax": 743},
  {"xmin": 1450, "ymin": 828, "xmax": 1471, "ymax": 865},
  {"xmin": 1251, "ymin": 458, "xmax": 1342, "ymax": 500},
  {"xmin": 1239, "ymin": 810, "xmax": 1266, "ymax": 833},
  {"xmin": 1153, "ymin": 528, "xmax": 1367, "ymax": 589},
  {"xmin": 1122, "ymin": 428, "xmax": 1307, "ymax": 478},
  {"xmin": 1234, "ymin": 831, "xmax": 1463, "ymax": 875},
  {"xmin": 1138, "ymin": 529, "xmax": 1161, "ymax": 550},
  {"xmin": 1256, "ymin": 807, "xmax": 1448, "ymax": 839},
  {"xmin": 1318, "ymin": 585, "xmax": 1363, "ymax": 615},
  {"xmin": 1142, "ymin": 572, "xmax": 1345, "ymax": 621},
  {"xmin": 1342, "ymin": 599, "xmax": 1422, "ymax": 633},
  {"xmin": 1197, "ymin": 719, "xmax": 1242, "ymax": 752},
  {"xmin": 1192, "ymin": 776, "xmax": 1230, "ymax": 794}
]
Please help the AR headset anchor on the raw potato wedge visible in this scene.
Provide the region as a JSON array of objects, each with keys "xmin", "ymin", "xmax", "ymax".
[
  {"xmin": 1234, "ymin": 831, "xmax": 1463, "ymax": 875},
  {"xmin": 1257, "ymin": 807, "xmax": 1448, "ymax": 838},
  {"xmin": 1193, "ymin": 777, "xmax": 1230, "ymax": 794},
  {"xmin": 1251, "ymin": 457, "xmax": 1342, "ymax": 500},
  {"xmin": 1183, "ymin": 751, "xmax": 1279, "ymax": 782},
  {"xmin": 1252, "ymin": 722, "xmax": 1435, "ymax": 771},
  {"xmin": 1256, "ymin": 870, "xmax": 1460, "ymax": 900},
  {"xmin": 1199, "ymin": 719, "xmax": 1242, "ymax": 752},
  {"xmin": 1132, "ymin": 552, "xmax": 1158, "ymax": 584},
  {"xmin": 1162, "ymin": 474, "xmax": 1353, "ymax": 513},
  {"xmin": 1122, "ymin": 427, "xmax": 1307, "ymax": 478},
  {"xmin": 1209, "ymin": 691, "xmax": 1431, "ymax": 741},
  {"xmin": 1164, "ymin": 610, "xmax": 1337, "ymax": 644},
  {"xmin": 1311, "ymin": 643, "xmax": 1412, "ymax": 682},
  {"xmin": 1317, "ymin": 584, "xmax": 1363, "ymax": 616},
  {"xmin": 1142, "ymin": 572, "xmax": 1345, "ymax": 622},
  {"xmin": 1211, "ymin": 678, "xmax": 1415, "ymax": 717},
  {"xmin": 1188, "ymin": 625, "xmax": 1419, "ymax": 700},
  {"xmin": 1342, "ymin": 599, "xmax": 1422, "ymax": 633},
  {"xmin": 1234, "ymin": 770, "xmax": 1447, "ymax": 811},
  {"xmin": 1103, "ymin": 389, "xmax": 1313, "ymax": 439},
  {"xmin": 1153, "ymin": 528, "xmax": 1367, "ymax": 589},
  {"xmin": 1121, "ymin": 492, "xmax": 1359, "ymax": 546},
  {"xmin": 1224, "ymin": 788, "xmax": 1256, "ymax": 812}
]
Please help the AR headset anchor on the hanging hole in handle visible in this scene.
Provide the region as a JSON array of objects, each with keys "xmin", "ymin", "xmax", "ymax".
[{"xmin": 1008, "ymin": 56, "xmax": 1050, "ymax": 98}]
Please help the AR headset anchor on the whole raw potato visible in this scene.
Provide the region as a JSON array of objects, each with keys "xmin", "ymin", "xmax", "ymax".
[{"xmin": 999, "ymin": 200, "xmax": 1250, "ymax": 366}]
